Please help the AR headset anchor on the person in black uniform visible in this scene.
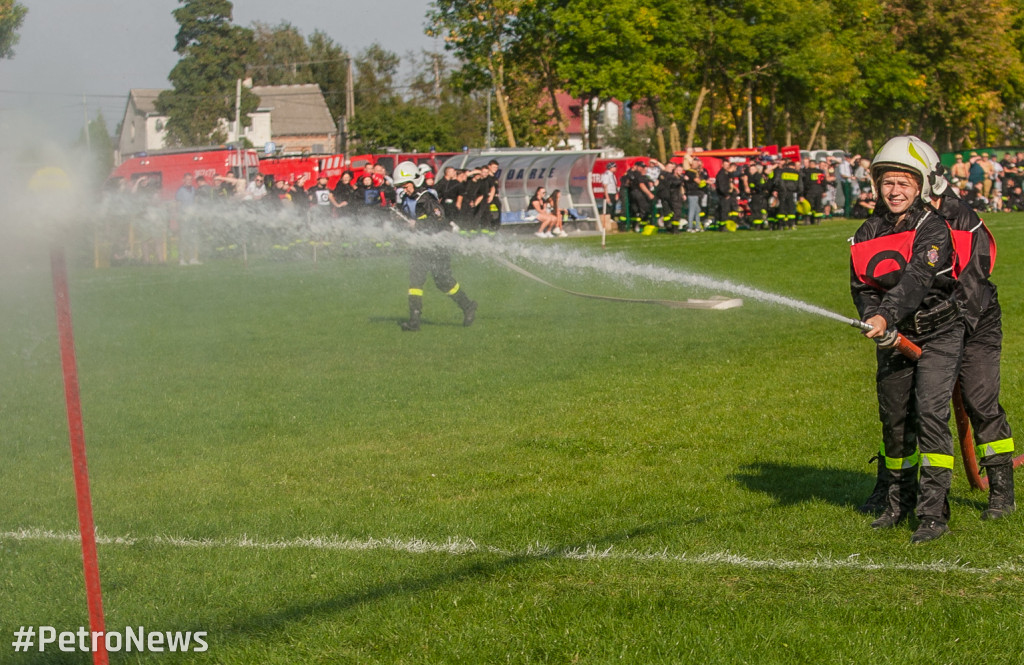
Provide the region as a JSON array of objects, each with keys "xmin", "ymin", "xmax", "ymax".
[
  {"xmin": 392, "ymin": 161, "xmax": 477, "ymax": 332},
  {"xmin": 858, "ymin": 138, "xmax": 1016, "ymax": 521},
  {"xmin": 623, "ymin": 160, "xmax": 655, "ymax": 230},
  {"xmin": 656, "ymin": 164, "xmax": 684, "ymax": 231},
  {"xmin": 773, "ymin": 158, "xmax": 802, "ymax": 229},
  {"xmin": 332, "ymin": 171, "xmax": 358, "ymax": 217},
  {"xmin": 746, "ymin": 162, "xmax": 770, "ymax": 229},
  {"xmin": 477, "ymin": 159, "xmax": 501, "ymax": 232},
  {"xmin": 434, "ymin": 166, "xmax": 460, "ymax": 221},
  {"xmin": 460, "ymin": 168, "xmax": 485, "ymax": 231},
  {"xmin": 933, "ymin": 187, "xmax": 1017, "ymax": 520},
  {"xmin": 850, "ymin": 136, "xmax": 964, "ymax": 543},
  {"xmin": 802, "ymin": 158, "xmax": 826, "ymax": 224},
  {"xmin": 715, "ymin": 161, "xmax": 736, "ymax": 229}
]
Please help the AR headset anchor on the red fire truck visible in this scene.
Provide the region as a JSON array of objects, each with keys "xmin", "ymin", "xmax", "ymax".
[
  {"xmin": 257, "ymin": 151, "xmax": 461, "ymax": 189},
  {"xmin": 107, "ymin": 146, "xmax": 261, "ymax": 200}
]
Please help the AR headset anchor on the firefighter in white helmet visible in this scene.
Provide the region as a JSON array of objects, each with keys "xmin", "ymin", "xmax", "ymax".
[
  {"xmin": 850, "ymin": 135, "xmax": 963, "ymax": 543},
  {"xmin": 392, "ymin": 161, "xmax": 477, "ymax": 332},
  {"xmin": 857, "ymin": 137, "xmax": 1016, "ymax": 522}
]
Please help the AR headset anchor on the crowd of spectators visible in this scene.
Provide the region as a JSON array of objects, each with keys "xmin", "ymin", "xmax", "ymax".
[
  {"xmin": 604, "ymin": 151, "xmax": 881, "ymax": 233},
  {"xmin": 106, "ymin": 145, "xmax": 1024, "ymax": 265},
  {"xmin": 947, "ymin": 150, "xmax": 1024, "ymax": 213}
]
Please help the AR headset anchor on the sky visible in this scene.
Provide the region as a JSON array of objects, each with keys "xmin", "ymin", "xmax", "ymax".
[{"xmin": 0, "ymin": 1, "xmax": 442, "ymax": 142}]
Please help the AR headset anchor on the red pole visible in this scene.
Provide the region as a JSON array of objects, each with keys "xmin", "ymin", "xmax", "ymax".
[{"xmin": 50, "ymin": 245, "xmax": 109, "ymax": 665}]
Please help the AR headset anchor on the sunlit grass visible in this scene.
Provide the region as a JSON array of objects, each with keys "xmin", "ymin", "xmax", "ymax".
[{"xmin": 2, "ymin": 214, "xmax": 1023, "ymax": 663}]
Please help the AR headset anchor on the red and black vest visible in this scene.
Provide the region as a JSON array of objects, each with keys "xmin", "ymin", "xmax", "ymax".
[{"xmin": 851, "ymin": 220, "xmax": 993, "ymax": 292}]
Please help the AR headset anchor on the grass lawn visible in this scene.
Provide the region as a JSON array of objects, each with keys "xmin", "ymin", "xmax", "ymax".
[{"xmin": 2, "ymin": 212, "xmax": 1024, "ymax": 664}]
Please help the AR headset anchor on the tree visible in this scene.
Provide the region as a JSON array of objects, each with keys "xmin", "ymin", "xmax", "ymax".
[
  {"xmin": 76, "ymin": 112, "xmax": 115, "ymax": 188},
  {"xmin": 428, "ymin": 0, "xmax": 529, "ymax": 147},
  {"xmin": 0, "ymin": 0, "xmax": 26, "ymax": 59},
  {"xmin": 352, "ymin": 43, "xmax": 401, "ymax": 114},
  {"xmin": 306, "ymin": 30, "xmax": 350, "ymax": 122},
  {"xmin": 880, "ymin": 0, "xmax": 1024, "ymax": 149},
  {"xmin": 155, "ymin": 0, "xmax": 259, "ymax": 146},
  {"xmin": 249, "ymin": 21, "xmax": 310, "ymax": 86},
  {"xmin": 406, "ymin": 51, "xmax": 490, "ymax": 150}
]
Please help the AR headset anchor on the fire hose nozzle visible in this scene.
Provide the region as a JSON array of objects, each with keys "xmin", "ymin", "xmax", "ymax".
[{"xmin": 848, "ymin": 317, "xmax": 922, "ymax": 361}]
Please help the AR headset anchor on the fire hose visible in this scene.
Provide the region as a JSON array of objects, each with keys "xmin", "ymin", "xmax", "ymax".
[
  {"xmin": 494, "ymin": 256, "xmax": 742, "ymax": 309},
  {"xmin": 847, "ymin": 317, "xmax": 1024, "ymax": 490}
]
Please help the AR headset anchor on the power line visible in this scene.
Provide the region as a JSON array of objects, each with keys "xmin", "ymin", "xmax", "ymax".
[{"xmin": 0, "ymin": 89, "xmax": 127, "ymax": 99}]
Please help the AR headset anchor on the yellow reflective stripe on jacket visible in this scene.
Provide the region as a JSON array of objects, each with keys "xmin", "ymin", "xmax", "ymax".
[
  {"xmin": 447, "ymin": 283, "xmax": 460, "ymax": 296},
  {"xmin": 976, "ymin": 437, "xmax": 1015, "ymax": 459},
  {"xmin": 782, "ymin": 172, "xmax": 800, "ymax": 181},
  {"xmin": 920, "ymin": 453, "xmax": 955, "ymax": 469},
  {"xmin": 884, "ymin": 450, "xmax": 920, "ymax": 470},
  {"xmin": 409, "ymin": 288, "xmax": 424, "ymax": 297}
]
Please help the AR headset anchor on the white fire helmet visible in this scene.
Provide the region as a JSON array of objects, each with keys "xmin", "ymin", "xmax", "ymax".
[
  {"xmin": 870, "ymin": 135, "xmax": 948, "ymax": 202},
  {"xmin": 393, "ymin": 161, "xmax": 424, "ymax": 188}
]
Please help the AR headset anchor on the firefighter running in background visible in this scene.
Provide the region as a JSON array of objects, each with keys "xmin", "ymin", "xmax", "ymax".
[
  {"xmin": 850, "ymin": 136, "xmax": 964, "ymax": 543},
  {"xmin": 858, "ymin": 137, "xmax": 1016, "ymax": 521},
  {"xmin": 772, "ymin": 158, "xmax": 802, "ymax": 229},
  {"xmin": 392, "ymin": 161, "xmax": 478, "ymax": 332}
]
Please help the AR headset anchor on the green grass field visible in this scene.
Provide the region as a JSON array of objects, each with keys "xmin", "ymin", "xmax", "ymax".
[{"xmin": 2, "ymin": 214, "xmax": 1024, "ymax": 664}]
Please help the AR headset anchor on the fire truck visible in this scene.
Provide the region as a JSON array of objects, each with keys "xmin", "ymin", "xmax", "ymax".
[
  {"xmin": 107, "ymin": 146, "xmax": 261, "ymax": 200},
  {"xmin": 257, "ymin": 151, "xmax": 461, "ymax": 189}
]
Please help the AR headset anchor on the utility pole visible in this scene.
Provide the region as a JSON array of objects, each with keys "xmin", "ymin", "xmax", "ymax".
[
  {"xmin": 234, "ymin": 78, "xmax": 242, "ymax": 144},
  {"xmin": 82, "ymin": 94, "xmax": 91, "ymax": 153},
  {"xmin": 433, "ymin": 54, "xmax": 442, "ymax": 108},
  {"xmin": 486, "ymin": 90, "xmax": 493, "ymax": 149},
  {"xmin": 338, "ymin": 116, "xmax": 348, "ymax": 159},
  {"xmin": 746, "ymin": 81, "xmax": 754, "ymax": 149},
  {"xmin": 345, "ymin": 57, "xmax": 355, "ymax": 123}
]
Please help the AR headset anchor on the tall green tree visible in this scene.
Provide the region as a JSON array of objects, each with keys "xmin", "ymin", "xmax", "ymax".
[
  {"xmin": 307, "ymin": 30, "xmax": 350, "ymax": 121},
  {"xmin": 550, "ymin": 0, "xmax": 663, "ymax": 146},
  {"xmin": 0, "ymin": 0, "xmax": 26, "ymax": 59},
  {"xmin": 249, "ymin": 21, "xmax": 309, "ymax": 86},
  {"xmin": 156, "ymin": 0, "xmax": 258, "ymax": 146},
  {"xmin": 406, "ymin": 51, "xmax": 489, "ymax": 150},
  {"xmin": 428, "ymin": 0, "xmax": 530, "ymax": 147},
  {"xmin": 76, "ymin": 111, "xmax": 115, "ymax": 187},
  {"xmin": 241, "ymin": 23, "xmax": 350, "ymax": 121},
  {"xmin": 352, "ymin": 43, "xmax": 401, "ymax": 112},
  {"xmin": 881, "ymin": 0, "xmax": 1024, "ymax": 149}
]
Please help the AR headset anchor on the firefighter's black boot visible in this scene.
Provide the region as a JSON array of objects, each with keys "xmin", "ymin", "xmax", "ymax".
[
  {"xmin": 871, "ymin": 468, "xmax": 917, "ymax": 529},
  {"xmin": 911, "ymin": 465, "xmax": 952, "ymax": 543},
  {"xmin": 462, "ymin": 300, "xmax": 477, "ymax": 327},
  {"xmin": 911, "ymin": 519, "xmax": 950, "ymax": 544},
  {"xmin": 400, "ymin": 293, "xmax": 423, "ymax": 332},
  {"xmin": 981, "ymin": 463, "xmax": 1016, "ymax": 520},
  {"xmin": 857, "ymin": 456, "xmax": 893, "ymax": 515},
  {"xmin": 450, "ymin": 290, "xmax": 476, "ymax": 327},
  {"xmin": 400, "ymin": 309, "xmax": 421, "ymax": 331}
]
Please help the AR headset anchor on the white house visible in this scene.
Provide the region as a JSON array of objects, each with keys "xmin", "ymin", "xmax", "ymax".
[{"xmin": 116, "ymin": 83, "xmax": 337, "ymax": 164}]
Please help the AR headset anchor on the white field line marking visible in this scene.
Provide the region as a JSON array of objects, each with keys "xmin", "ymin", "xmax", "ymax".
[{"xmin": 1, "ymin": 527, "xmax": 1015, "ymax": 576}]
